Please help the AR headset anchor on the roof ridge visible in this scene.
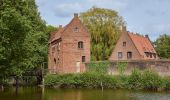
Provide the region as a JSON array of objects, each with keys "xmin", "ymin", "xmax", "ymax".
[{"xmin": 127, "ymin": 32, "xmax": 143, "ymax": 56}]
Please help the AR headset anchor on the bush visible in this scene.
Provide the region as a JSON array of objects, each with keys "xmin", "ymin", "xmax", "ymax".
[
  {"xmin": 115, "ymin": 75, "xmax": 129, "ymax": 88},
  {"xmin": 128, "ymin": 69, "xmax": 143, "ymax": 89},
  {"xmin": 44, "ymin": 73, "xmax": 117, "ymax": 88},
  {"xmin": 116, "ymin": 61, "xmax": 127, "ymax": 75},
  {"xmin": 44, "ymin": 70, "xmax": 169, "ymax": 91},
  {"xmin": 142, "ymin": 70, "xmax": 162, "ymax": 90},
  {"xmin": 86, "ymin": 61, "xmax": 109, "ymax": 75},
  {"xmin": 162, "ymin": 76, "xmax": 170, "ymax": 90}
]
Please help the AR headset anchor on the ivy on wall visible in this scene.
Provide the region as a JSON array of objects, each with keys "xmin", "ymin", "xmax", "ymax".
[
  {"xmin": 116, "ymin": 61, "xmax": 128, "ymax": 75},
  {"xmin": 86, "ymin": 61, "xmax": 109, "ymax": 74}
]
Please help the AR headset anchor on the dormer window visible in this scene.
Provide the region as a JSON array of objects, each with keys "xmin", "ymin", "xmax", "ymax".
[
  {"xmin": 145, "ymin": 52, "xmax": 149, "ymax": 57},
  {"xmin": 73, "ymin": 27, "xmax": 79, "ymax": 32}
]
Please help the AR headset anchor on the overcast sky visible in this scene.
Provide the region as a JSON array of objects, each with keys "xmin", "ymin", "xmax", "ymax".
[{"xmin": 36, "ymin": 0, "xmax": 170, "ymax": 41}]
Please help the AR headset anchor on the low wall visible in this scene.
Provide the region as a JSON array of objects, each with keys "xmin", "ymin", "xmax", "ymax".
[
  {"xmin": 86, "ymin": 60, "xmax": 170, "ymax": 76},
  {"xmin": 109, "ymin": 60, "xmax": 170, "ymax": 76}
]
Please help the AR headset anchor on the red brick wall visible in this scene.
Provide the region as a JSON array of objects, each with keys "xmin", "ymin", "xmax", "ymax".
[
  {"xmin": 109, "ymin": 30, "xmax": 142, "ymax": 60},
  {"xmin": 48, "ymin": 14, "xmax": 90, "ymax": 73}
]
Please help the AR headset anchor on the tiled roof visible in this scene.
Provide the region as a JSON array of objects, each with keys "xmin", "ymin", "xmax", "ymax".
[
  {"xmin": 49, "ymin": 14, "xmax": 81, "ymax": 43},
  {"xmin": 49, "ymin": 25, "xmax": 69, "ymax": 43},
  {"xmin": 128, "ymin": 32, "xmax": 156, "ymax": 56}
]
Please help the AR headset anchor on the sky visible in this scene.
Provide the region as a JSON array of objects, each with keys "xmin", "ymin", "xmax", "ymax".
[{"xmin": 36, "ymin": 0, "xmax": 170, "ymax": 41}]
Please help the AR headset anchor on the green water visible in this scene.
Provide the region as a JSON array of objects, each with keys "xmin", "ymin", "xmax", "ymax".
[{"xmin": 0, "ymin": 87, "xmax": 169, "ymax": 100}]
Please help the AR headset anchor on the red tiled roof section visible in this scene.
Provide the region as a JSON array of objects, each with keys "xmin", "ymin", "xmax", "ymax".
[
  {"xmin": 49, "ymin": 26, "xmax": 67, "ymax": 43},
  {"xmin": 128, "ymin": 33, "xmax": 156, "ymax": 56},
  {"xmin": 52, "ymin": 26, "xmax": 66, "ymax": 41}
]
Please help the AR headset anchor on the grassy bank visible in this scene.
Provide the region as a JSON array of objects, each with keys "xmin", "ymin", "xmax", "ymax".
[{"xmin": 44, "ymin": 69, "xmax": 170, "ymax": 91}]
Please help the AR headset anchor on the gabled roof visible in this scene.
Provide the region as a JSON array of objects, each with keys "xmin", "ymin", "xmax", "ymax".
[
  {"xmin": 49, "ymin": 25, "xmax": 67, "ymax": 43},
  {"xmin": 128, "ymin": 32, "xmax": 156, "ymax": 56},
  {"xmin": 49, "ymin": 13, "xmax": 88, "ymax": 43}
]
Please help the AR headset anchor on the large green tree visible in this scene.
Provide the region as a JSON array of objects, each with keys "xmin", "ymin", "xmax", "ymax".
[
  {"xmin": 0, "ymin": 0, "xmax": 50, "ymax": 79},
  {"xmin": 154, "ymin": 34, "xmax": 170, "ymax": 59},
  {"xmin": 80, "ymin": 7, "xmax": 125, "ymax": 61}
]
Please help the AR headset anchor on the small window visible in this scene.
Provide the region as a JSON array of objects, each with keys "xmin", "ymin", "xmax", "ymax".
[
  {"xmin": 73, "ymin": 27, "xmax": 79, "ymax": 32},
  {"xmin": 150, "ymin": 53, "xmax": 152, "ymax": 58},
  {"xmin": 145, "ymin": 52, "xmax": 149, "ymax": 57},
  {"xmin": 153, "ymin": 53, "xmax": 156, "ymax": 58},
  {"xmin": 82, "ymin": 56, "xmax": 85, "ymax": 62},
  {"xmin": 123, "ymin": 42, "xmax": 126, "ymax": 46},
  {"xmin": 78, "ymin": 41, "xmax": 83, "ymax": 49},
  {"xmin": 54, "ymin": 58, "xmax": 56, "ymax": 64},
  {"xmin": 127, "ymin": 52, "xmax": 132, "ymax": 59},
  {"xmin": 118, "ymin": 52, "xmax": 123, "ymax": 59}
]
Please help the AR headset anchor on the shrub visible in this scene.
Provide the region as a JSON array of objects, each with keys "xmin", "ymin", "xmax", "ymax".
[
  {"xmin": 44, "ymin": 73, "xmax": 117, "ymax": 88},
  {"xmin": 44, "ymin": 70, "xmax": 169, "ymax": 91},
  {"xmin": 128, "ymin": 69, "xmax": 143, "ymax": 89},
  {"xmin": 44, "ymin": 74, "xmax": 59, "ymax": 86},
  {"xmin": 115, "ymin": 75, "xmax": 129, "ymax": 88},
  {"xmin": 86, "ymin": 61, "xmax": 109, "ymax": 75},
  {"xmin": 116, "ymin": 61, "xmax": 127, "ymax": 75},
  {"xmin": 162, "ymin": 76, "xmax": 170, "ymax": 90},
  {"xmin": 142, "ymin": 70, "xmax": 162, "ymax": 90},
  {"xmin": 100, "ymin": 74, "xmax": 117, "ymax": 88}
]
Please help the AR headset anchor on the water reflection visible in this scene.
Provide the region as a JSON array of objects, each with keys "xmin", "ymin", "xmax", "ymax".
[{"xmin": 0, "ymin": 87, "xmax": 169, "ymax": 100}]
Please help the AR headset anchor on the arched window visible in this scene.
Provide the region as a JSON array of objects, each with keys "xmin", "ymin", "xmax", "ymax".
[{"xmin": 78, "ymin": 41, "xmax": 83, "ymax": 49}]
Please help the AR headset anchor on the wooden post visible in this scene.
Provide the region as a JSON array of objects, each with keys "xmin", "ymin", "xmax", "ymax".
[{"xmin": 15, "ymin": 76, "xmax": 19, "ymax": 94}]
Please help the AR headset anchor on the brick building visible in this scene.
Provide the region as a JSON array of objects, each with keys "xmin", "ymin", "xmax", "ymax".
[
  {"xmin": 48, "ymin": 13, "xmax": 90, "ymax": 73},
  {"xmin": 109, "ymin": 26, "xmax": 159, "ymax": 61}
]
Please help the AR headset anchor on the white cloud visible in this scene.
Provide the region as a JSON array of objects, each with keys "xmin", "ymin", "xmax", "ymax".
[
  {"xmin": 36, "ymin": 0, "xmax": 47, "ymax": 7},
  {"xmin": 53, "ymin": 3, "xmax": 84, "ymax": 17}
]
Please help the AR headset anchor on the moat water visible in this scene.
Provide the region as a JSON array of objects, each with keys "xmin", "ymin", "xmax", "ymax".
[{"xmin": 0, "ymin": 87, "xmax": 169, "ymax": 100}]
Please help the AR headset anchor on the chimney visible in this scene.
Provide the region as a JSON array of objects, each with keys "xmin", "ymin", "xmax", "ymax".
[
  {"xmin": 59, "ymin": 25, "xmax": 62, "ymax": 29},
  {"xmin": 122, "ymin": 26, "xmax": 126, "ymax": 32},
  {"xmin": 74, "ymin": 13, "xmax": 78, "ymax": 18},
  {"xmin": 145, "ymin": 34, "xmax": 149, "ymax": 38}
]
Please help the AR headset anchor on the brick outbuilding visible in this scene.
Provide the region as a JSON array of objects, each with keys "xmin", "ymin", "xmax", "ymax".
[
  {"xmin": 109, "ymin": 26, "xmax": 159, "ymax": 61},
  {"xmin": 48, "ymin": 13, "xmax": 90, "ymax": 73}
]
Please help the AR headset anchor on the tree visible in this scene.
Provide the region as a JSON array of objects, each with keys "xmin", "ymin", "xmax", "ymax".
[
  {"xmin": 154, "ymin": 34, "xmax": 170, "ymax": 59},
  {"xmin": 80, "ymin": 7, "xmax": 125, "ymax": 61},
  {"xmin": 0, "ymin": 0, "xmax": 49, "ymax": 78}
]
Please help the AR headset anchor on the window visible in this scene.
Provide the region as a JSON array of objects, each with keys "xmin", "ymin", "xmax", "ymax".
[
  {"xmin": 73, "ymin": 27, "xmax": 79, "ymax": 32},
  {"xmin": 127, "ymin": 52, "xmax": 132, "ymax": 59},
  {"xmin": 82, "ymin": 56, "xmax": 86, "ymax": 62},
  {"xmin": 150, "ymin": 53, "xmax": 152, "ymax": 58},
  {"xmin": 54, "ymin": 58, "xmax": 56, "ymax": 64},
  {"xmin": 153, "ymin": 53, "xmax": 156, "ymax": 58},
  {"xmin": 123, "ymin": 42, "xmax": 126, "ymax": 46},
  {"xmin": 145, "ymin": 52, "xmax": 149, "ymax": 57},
  {"xmin": 78, "ymin": 41, "xmax": 83, "ymax": 49},
  {"xmin": 118, "ymin": 52, "xmax": 123, "ymax": 59}
]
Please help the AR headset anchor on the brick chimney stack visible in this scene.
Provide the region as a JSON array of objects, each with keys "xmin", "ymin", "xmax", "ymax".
[
  {"xmin": 74, "ymin": 13, "xmax": 78, "ymax": 18},
  {"xmin": 145, "ymin": 34, "xmax": 149, "ymax": 38},
  {"xmin": 120, "ymin": 25, "xmax": 126, "ymax": 32},
  {"xmin": 59, "ymin": 25, "xmax": 62, "ymax": 29}
]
